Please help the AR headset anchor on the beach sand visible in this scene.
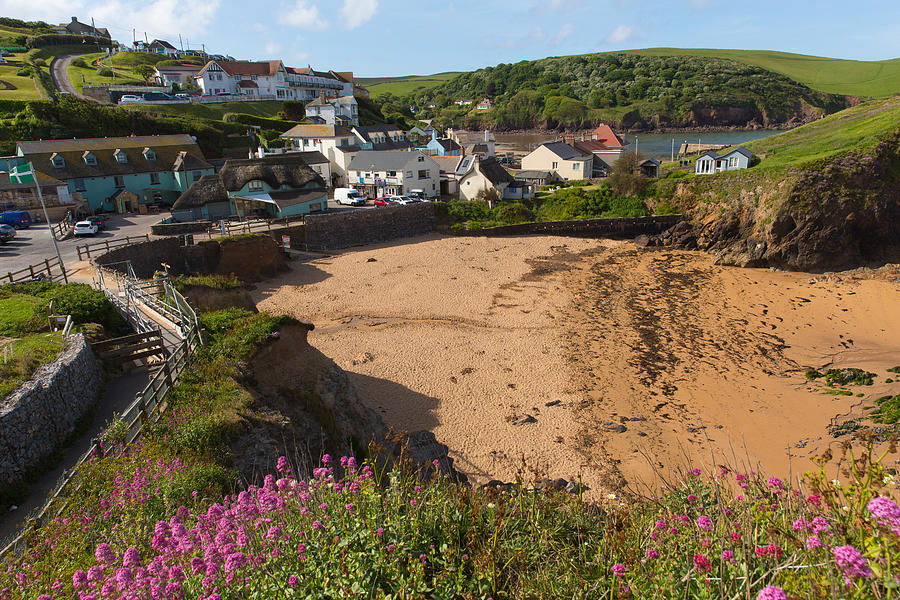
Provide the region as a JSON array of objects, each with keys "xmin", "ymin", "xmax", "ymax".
[{"xmin": 255, "ymin": 234, "xmax": 899, "ymax": 497}]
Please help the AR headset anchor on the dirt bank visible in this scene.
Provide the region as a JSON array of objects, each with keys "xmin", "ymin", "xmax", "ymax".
[{"xmin": 255, "ymin": 235, "xmax": 899, "ymax": 496}]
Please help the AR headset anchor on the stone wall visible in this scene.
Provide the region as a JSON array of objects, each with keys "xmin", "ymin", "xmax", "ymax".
[
  {"xmin": 0, "ymin": 335, "xmax": 102, "ymax": 488},
  {"xmin": 150, "ymin": 221, "xmax": 212, "ymax": 236},
  {"xmin": 96, "ymin": 237, "xmax": 188, "ymax": 278},
  {"xmin": 468, "ymin": 215, "xmax": 683, "ymax": 239},
  {"xmin": 304, "ymin": 203, "xmax": 436, "ymax": 251}
]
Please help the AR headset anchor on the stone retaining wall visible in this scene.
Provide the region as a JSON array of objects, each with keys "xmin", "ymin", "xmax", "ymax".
[
  {"xmin": 150, "ymin": 221, "xmax": 211, "ymax": 236},
  {"xmin": 304, "ymin": 203, "xmax": 436, "ymax": 251},
  {"xmin": 0, "ymin": 334, "xmax": 101, "ymax": 488}
]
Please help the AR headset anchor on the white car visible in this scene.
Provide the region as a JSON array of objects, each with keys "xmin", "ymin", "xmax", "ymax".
[
  {"xmin": 391, "ymin": 195, "xmax": 421, "ymax": 205},
  {"xmin": 118, "ymin": 94, "xmax": 143, "ymax": 105},
  {"xmin": 73, "ymin": 220, "xmax": 99, "ymax": 236}
]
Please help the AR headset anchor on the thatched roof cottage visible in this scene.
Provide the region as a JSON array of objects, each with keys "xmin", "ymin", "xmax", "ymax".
[{"xmin": 171, "ymin": 155, "xmax": 327, "ymax": 222}]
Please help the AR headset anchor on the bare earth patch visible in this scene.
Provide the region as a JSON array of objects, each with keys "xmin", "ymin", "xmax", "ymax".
[{"xmin": 255, "ymin": 234, "xmax": 900, "ymax": 497}]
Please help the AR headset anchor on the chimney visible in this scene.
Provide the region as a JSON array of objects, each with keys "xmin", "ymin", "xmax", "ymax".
[{"xmin": 71, "ymin": 17, "xmax": 78, "ymax": 22}]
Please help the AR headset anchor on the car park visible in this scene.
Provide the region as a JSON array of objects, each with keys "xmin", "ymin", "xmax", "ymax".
[
  {"xmin": 0, "ymin": 223, "xmax": 15, "ymax": 244},
  {"xmin": 73, "ymin": 220, "xmax": 99, "ymax": 236}
]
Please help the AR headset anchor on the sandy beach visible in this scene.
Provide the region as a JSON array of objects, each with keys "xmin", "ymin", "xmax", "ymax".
[{"xmin": 255, "ymin": 235, "xmax": 900, "ymax": 497}]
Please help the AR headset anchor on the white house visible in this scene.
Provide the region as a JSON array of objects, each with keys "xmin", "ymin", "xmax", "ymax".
[
  {"xmin": 195, "ymin": 60, "xmax": 353, "ymax": 101},
  {"xmin": 148, "ymin": 39, "xmax": 178, "ymax": 57},
  {"xmin": 153, "ymin": 64, "xmax": 202, "ymax": 87},
  {"xmin": 279, "ymin": 124, "xmax": 357, "ymax": 186},
  {"xmin": 521, "ymin": 142, "xmax": 592, "ymax": 181},
  {"xmin": 351, "ymin": 125, "xmax": 412, "ymax": 151},
  {"xmin": 346, "ymin": 151, "xmax": 441, "ymax": 198},
  {"xmin": 305, "ymin": 94, "xmax": 359, "ymax": 126},
  {"xmin": 447, "ymin": 129, "xmax": 495, "ymax": 158},
  {"xmin": 695, "ymin": 146, "xmax": 754, "ymax": 175},
  {"xmin": 457, "ymin": 156, "xmax": 532, "ymax": 204}
]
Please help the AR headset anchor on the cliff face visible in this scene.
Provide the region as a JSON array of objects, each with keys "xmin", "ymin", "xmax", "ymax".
[{"xmin": 657, "ymin": 133, "xmax": 900, "ymax": 271}]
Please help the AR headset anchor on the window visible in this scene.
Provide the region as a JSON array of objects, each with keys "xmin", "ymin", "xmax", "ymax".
[
  {"xmin": 303, "ymin": 139, "xmax": 310, "ymax": 147},
  {"xmin": 313, "ymin": 139, "xmax": 320, "ymax": 145},
  {"xmin": 150, "ymin": 172, "xmax": 160, "ymax": 185},
  {"xmin": 84, "ymin": 152, "xmax": 98, "ymax": 166},
  {"xmin": 114, "ymin": 150, "xmax": 128, "ymax": 164},
  {"xmin": 251, "ymin": 75, "xmax": 258, "ymax": 81},
  {"xmin": 417, "ymin": 156, "xmax": 425, "ymax": 162},
  {"xmin": 234, "ymin": 75, "xmax": 241, "ymax": 81},
  {"xmin": 552, "ymin": 161, "xmax": 558, "ymax": 169},
  {"xmin": 192, "ymin": 171, "xmax": 202, "ymax": 182},
  {"xmin": 51, "ymin": 154, "xmax": 65, "ymax": 168},
  {"xmin": 573, "ymin": 162, "xmax": 579, "ymax": 171},
  {"xmin": 387, "ymin": 171, "xmax": 396, "ymax": 177},
  {"xmin": 113, "ymin": 175, "xmax": 124, "ymax": 188},
  {"xmin": 418, "ymin": 170, "xmax": 429, "ymax": 179},
  {"xmin": 73, "ymin": 178, "xmax": 86, "ymax": 192},
  {"xmin": 143, "ymin": 148, "xmax": 156, "ymax": 161},
  {"xmin": 248, "ymin": 180, "xmax": 264, "ymax": 191},
  {"xmin": 405, "ymin": 171, "xmax": 413, "ymax": 178},
  {"xmin": 340, "ymin": 138, "xmax": 348, "ymax": 146}
]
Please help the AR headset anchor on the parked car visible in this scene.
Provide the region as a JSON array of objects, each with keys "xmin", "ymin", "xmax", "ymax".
[
  {"xmin": 0, "ymin": 223, "xmax": 15, "ymax": 244},
  {"xmin": 118, "ymin": 94, "xmax": 143, "ymax": 104},
  {"xmin": 373, "ymin": 197, "xmax": 396, "ymax": 207},
  {"xmin": 0, "ymin": 210, "xmax": 32, "ymax": 228},
  {"xmin": 73, "ymin": 220, "xmax": 99, "ymax": 236},
  {"xmin": 86, "ymin": 215, "xmax": 106, "ymax": 230},
  {"xmin": 391, "ymin": 195, "xmax": 421, "ymax": 205},
  {"xmin": 143, "ymin": 92, "xmax": 174, "ymax": 102},
  {"xmin": 407, "ymin": 189, "xmax": 427, "ymax": 201},
  {"xmin": 333, "ymin": 188, "xmax": 367, "ymax": 206}
]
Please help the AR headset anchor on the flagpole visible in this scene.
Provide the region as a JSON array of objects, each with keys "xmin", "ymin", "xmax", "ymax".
[{"xmin": 29, "ymin": 163, "xmax": 68, "ymax": 283}]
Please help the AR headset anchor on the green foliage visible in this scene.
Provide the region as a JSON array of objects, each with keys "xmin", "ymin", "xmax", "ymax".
[
  {"xmin": 70, "ymin": 57, "xmax": 88, "ymax": 68},
  {"xmin": 536, "ymin": 184, "xmax": 648, "ymax": 221},
  {"xmin": 654, "ymin": 201, "xmax": 679, "ymax": 215},
  {"xmin": 173, "ymin": 274, "xmax": 242, "ymax": 292},
  {"xmin": 0, "ymin": 332, "xmax": 63, "ymax": 398},
  {"xmin": 44, "ymin": 283, "xmax": 128, "ymax": 334},
  {"xmin": 805, "ymin": 368, "xmax": 823, "ymax": 380},
  {"xmin": 278, "ymin": 100, "xmax": 306, "ymax": 121},
  {"xmin": 493, "ymin": 202, "xmax": 534, "ymax": 224},
  {"xmin": 608, "ymin": 151, "xmax": 650, "ymax": 197},
  {"xmin": 0, "ymin": 293, "xmax": 47, "ymax": 335},
  {"xmin": 824, "ymin": 368, "xmax": 876, "ymax": 387},
  {"xmin": 133, "ymin": 64, "xmax": 155, "ymax": 81},
  {"xmin": 870, "ymin": 394, "xmax": 900, "ymax": 425},
  {"xmin": 96, "ymin": 67, "xmax": 114, "ymax": 77}
]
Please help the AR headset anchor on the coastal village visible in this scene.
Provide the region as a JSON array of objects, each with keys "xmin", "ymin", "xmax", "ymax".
[{"xmin": 0, "ymin": 9, "xmax": 898, "ymax": 600}]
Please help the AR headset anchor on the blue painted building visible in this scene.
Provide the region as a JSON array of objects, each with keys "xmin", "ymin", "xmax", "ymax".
[
  {"xmin": 16, "ymin": 135, "xmax": 215, "ymax": 213},
  {"xmin": 695, "ymin": 146, "xmax": 754, "ymax": 175},
  {"xmin": 171, "ymin": 155, "xmax": 328, "ymax": 222},
  {"xmin": 424, "ymin": 131, "xmax": 461, "ymax": 156}
]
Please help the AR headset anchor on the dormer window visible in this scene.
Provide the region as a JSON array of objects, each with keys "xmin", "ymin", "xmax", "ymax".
[
  {"xmin": 114, "ymin": 149, "xmax": 128, "ymax": 164},
  {"xmin": 50, "ymin": 153, "xmax": 65, "ymax": 169},
  {"xmin": 417, "ymin": 156, "xmax": 425, "ymax": 162},
  {"xmin": 83, "ymin": 151, "xmax": 98, "ymax": 166},
  {"xmin": 143, "ymin": 148, "xmax": 156, "ymax": 161},
  {"xmin": 248, "ymin": 180, "xmax": 263, "ymax": 192}
]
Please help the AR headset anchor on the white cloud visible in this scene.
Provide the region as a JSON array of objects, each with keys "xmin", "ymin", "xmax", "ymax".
[
  {"xmin": 252, "ymin": 23, "xmax": 267, "ymax": 32},
  {"xmin": 551, "ymin": 23, "xmax": 574, "ymax": 47},
  {"xmin": 604, "ymin": 24, "xmax": 634, "ymax": 45},
  {"xmin": 264, "ymin": 41, "xmax": 281, "ymax": 55},
  {"xmin": 493, "ymin": 26, "xmax": 544, "ymax": 49},
  {"xmin": 284, "ymin": 0, "xmax": 328, "ymax": 30},
  {"xmin": 341, "ymin": 0, "xmax": 377, "ymax": 29}
]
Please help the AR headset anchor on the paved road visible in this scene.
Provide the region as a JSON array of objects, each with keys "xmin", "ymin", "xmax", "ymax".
[
  {"xmin": 0, "ymin": 213, "xmax": 162, "ymax": 278},
  {"xmin": 49, "ymin": 53, "xmax": 91, "ymax": 100}
]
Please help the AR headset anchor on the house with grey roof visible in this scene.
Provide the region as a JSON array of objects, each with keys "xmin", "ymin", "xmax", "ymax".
[
  {"xmin": 171, "ymin": 155, "xmax": 327, "ymax": 221},
  {"xmin": 305, "ymin": 94, "xmax": 359, "ymax": 126},
  {"xmin": 351, "ymin": 125, "xmax": 412, "ymax": 151},
  {"xmin": 346, "ymin": 151, "xmax": 440, "ymax": 198},
  {"xmin": 520, "ymin": 142, "xmax": 592, "ymax": 181},
  {"xmin": 16, "ymin": 134, "xmax": 214, "ymax": 213},
  {"xmin": 56, "ymin": 16, "xmax": 110, "ymax": 38},
  {"xmin": 458, "ymin": 156, "xmax": 533, "ymax": 204},
  {"xmin": 695, "ymin": 146, "xmax": 754, "ymax": 175}
]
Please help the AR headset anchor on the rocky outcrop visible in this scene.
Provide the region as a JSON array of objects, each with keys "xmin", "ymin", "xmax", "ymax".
[
  {"xmin": 234, "ymin": 323, "xmax": 462, "ymax": 482},
  {"xmin": 654, "ymin": 133, "xmax": 900, "ymax": 271},
  {"xmin": 0, "ymin": 335, "xmax": 101, "ymax": 488}
]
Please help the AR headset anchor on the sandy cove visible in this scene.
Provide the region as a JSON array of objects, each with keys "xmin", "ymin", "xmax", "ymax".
[{"xmin": 254, "ymin": 234, "xmax": 900, "ymax": 497}]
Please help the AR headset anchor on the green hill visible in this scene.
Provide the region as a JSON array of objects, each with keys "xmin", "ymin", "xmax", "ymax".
[
  {"xmin": 357, "ymin": 72, "xmax": 461, "ymax": 97},
  {"xmin": 617, "ymin": 48, "xmax": 900, "ymax": 98}
]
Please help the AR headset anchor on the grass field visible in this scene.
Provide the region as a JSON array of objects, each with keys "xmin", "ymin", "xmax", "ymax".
[
  {"xmin": 66, "ymin": 52, "xmax": 144, "ymax": 91},
  {"xmin": 357, "ymin": 72, "xmax": 461, "ymax": 97},
  {"xmin": 0, "ymin": 62, "xmax": 41, "ymax": 100},
  {"xmin": 616, "ymin": 48, "xmax": 900, "ymax": 98},
  {"xmin": 742, "ymin": 96, "xmax": 900, "ymax": 168},
  {"xmin": 122, "ymin": 100, "xmax": 286, "ymax": 120}
]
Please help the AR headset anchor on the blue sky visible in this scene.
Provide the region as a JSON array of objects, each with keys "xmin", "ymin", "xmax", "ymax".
[{"xmin": 6, "ymin": 0, "xmax": 900, "ymax": 76}]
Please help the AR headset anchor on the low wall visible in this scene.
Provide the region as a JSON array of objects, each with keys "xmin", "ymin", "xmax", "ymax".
[
  {"xmin": 468, "ymin": 215, "xmax": 683, "ymax": 238},
  {"xmin": 150, "ymin": 221, "xmax": 211, "ymax": 236},
  {"xmin": 95, "ymin": 237, "xmax": 188, "ymax": 278},
  {"xmin": 0, "ymin": 335, "xmax": 101, "ymax": 488},
  {"xmin": 304, "ymin": 203, "xmax": 436, "ymax": 251}
]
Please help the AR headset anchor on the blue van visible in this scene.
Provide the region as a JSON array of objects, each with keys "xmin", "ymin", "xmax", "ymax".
[{"xmin": 0, "ymin": 211, "xmax": 33, "ymax": 228}]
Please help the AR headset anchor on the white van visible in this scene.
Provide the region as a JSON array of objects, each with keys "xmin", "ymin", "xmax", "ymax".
[{"xmin": 333, "ymin": 188, "xmax": 367, "ymax": 206}]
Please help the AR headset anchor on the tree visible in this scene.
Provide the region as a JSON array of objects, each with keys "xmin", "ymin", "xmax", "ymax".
[
  {"xmin": 608, "ymin": 151, "xmax": 648, "ymax": 197},
  {"xmin": 475, "ymin": 187, "xmax": 501, "ymax": 209},
  {"xmin": 134, "ymin": 64, "xmax": 156, "ymax": 82}
]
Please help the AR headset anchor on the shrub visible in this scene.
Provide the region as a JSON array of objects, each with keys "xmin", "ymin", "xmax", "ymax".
[
  {"xmin": 492, "ymin": 202, "xmax": 534, "ymax": 224},
  {"xmin": 667, "ymin": 169, "xmax": 689, "ymax": 179},
  {"xmin": 31, "ymin": 57, "xmax": 46, "ymax": 67},
  {"xmin": 70, "ymin": 58, "xmax": 88, "ymax": 68},
  {"xmin": 655, "ymin": 201, "xmax": 680, "ymax": 215},
  {"xmin": 44, "ymin": 282, "xmax": 128, "ymax": 334},
  {"xmin": 96, "ymin": 67, "xmax": 114, "ymax": 77},
  {"xmin": 15, "ymin": 67, "xmax": 30, "ymax": 77}
]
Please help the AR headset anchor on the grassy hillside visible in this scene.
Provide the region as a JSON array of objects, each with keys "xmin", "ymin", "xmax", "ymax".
[
  {"xmin": 0, "ymin": 58, "xmax": 41, "ymax": 100},
  {"xmin": 357, "ymin": 72, "xmax": 461, "ymax": 97},
  {"xmin": 128, "ymin": 100, "xmax": 287, "ymax": 120},
  {"xmin": 619, "ymin": 48, "xmax": 900, "ymax": 98}
]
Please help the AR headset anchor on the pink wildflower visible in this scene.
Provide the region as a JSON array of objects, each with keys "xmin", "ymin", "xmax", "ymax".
[
  {"xmin": 806, "ymin": 536, "xmax": 823, "ymax": 549},
  {"xmin": 721, "ymin": 550, "xmax": 734, "ymax": 562},
  {"xmin": 288, "ymin": 575, "xmax": 300, "ymax": 588},
  {"xmin": 756, "ymin": 585, "xmax": 788, "ymax": 600},
  {"xmin": 693, "ymin": 554, "xmax": 712, "ymax": 573},
  {"xmin": 697, "ymin": 515, "xmax": 713, "ymax": 531},
  {"xmin": 646, "ymin": 549, "xmax": 659, "ymax": 560},
  {"xmin": 612, "ymin": 563, "xmax": 626, "ymax": 577},
  {"xmin": 833, "ymin": 545, "xmax": 872, "ymax": 583}
]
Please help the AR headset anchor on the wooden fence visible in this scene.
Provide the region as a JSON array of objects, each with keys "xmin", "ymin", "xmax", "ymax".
[
  {"xmin": 50, "ymin": 219, "xmax": 72, "ymax": 241},
  {"xmin": 91, "ymin": 330, "xmax": 167, "ymax": 366},
  {"xmin": 76, "ymin": 234, "xmax": 150, "ymax": 261},
  {"xmin": 2, "ymin": 256, "xmax": 68, "ymax": 284},
  {"xmin": 0, "ymin": 265, "xmax": 202, "ymax": 558},
  {"xmin": 206, "ymin": 214, "xmax": 305, "ymax": 238}
]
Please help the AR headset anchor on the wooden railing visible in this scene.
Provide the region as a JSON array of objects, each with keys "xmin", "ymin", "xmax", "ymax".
[
  {"xmin": 207, "ymin": 215, "xmax": 305, "ymax": 238},
  {"xmin": 76, "ymin": 234, "xmax": 150, "ymax": 261},
  {"xmin": 50, "ymin": 219, "xmax": 73, "ymax": 241},
  {"xmin": 0, "ymin": 266, "xmax": 202, "ymax": 558},
  {"xmin": 2, "ymin": 256, "xmax": 68, "ymax": 284}
]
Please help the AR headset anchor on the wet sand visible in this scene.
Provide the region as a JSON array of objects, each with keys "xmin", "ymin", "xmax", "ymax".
[{"xmin": 255, "ymin": 235, "xmax": 900, "ymax": 497}]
